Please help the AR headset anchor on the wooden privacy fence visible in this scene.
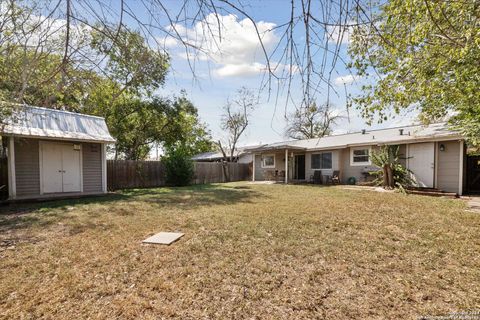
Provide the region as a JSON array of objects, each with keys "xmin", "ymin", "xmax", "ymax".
[
  {"xmin": 192, "ymin": 162, "xmax": 250, "ymax": 184},
  {"xmin": 107, "ymin": 160, "xmax": 251, "ymax": 190}
]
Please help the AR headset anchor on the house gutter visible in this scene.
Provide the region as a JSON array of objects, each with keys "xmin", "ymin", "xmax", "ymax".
[{"xmin": 247, "ymin": 135, "xmax": 464, "ymax": 154}]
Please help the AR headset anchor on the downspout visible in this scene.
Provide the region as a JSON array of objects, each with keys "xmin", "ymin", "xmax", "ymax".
[{"xmin": 285, "ymin": 149, "xmax": 288, "ymax": 184}]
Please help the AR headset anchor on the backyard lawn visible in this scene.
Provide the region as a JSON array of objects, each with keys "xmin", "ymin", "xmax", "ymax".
[{"xmin": 1, "ymin": 182, "xmax": 479, "ymax": 319}]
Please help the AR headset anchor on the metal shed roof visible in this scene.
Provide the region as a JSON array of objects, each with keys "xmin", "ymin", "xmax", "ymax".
[
  {"xmin": 245, "ymin": 122, "xmax": 462, "ymax": 152},
  {"xmin": 1, "ymin": 105, "xmax": 115, "ymax": 143}
]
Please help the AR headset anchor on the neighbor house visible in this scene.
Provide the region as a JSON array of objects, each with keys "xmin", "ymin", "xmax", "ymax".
[
  {"xmin": 0, "ymin": 105, "xmax": 115, "ymax": 200},
  {"xmin": 192, "ymin": 147, "xmax": 254, "ymax": 163},
  {"xmin": 245, "ymin": 122, "xmax": 480, "ymax": 195}
]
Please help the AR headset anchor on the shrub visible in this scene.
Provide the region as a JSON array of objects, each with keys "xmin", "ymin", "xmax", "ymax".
[
  {"xmin": 370, "ymin": 145, "xmax": 414, "ymax": 192},
  {"xmin": 163, "ymin": 146, "xmax": 194, "ymax": 186}
]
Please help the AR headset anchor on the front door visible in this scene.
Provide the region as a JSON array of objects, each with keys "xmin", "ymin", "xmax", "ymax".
[
  {"xmin": 294, "ymin": 155, "xmax": 306, "ymax": 180},
  {"xmin": 42, "ymin": 142, "xmax": 82, "ymax": 193},
  {"xmin": 408, "ymin": 142, "xmax": 435, "ymax": 187},
  {"xmin": 467, "ymin": 156, "xmax": 480, "ymax": 194}
]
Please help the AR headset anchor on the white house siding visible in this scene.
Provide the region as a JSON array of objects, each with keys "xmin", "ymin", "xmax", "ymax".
[
  {"xmin": 14, "ymin": 138, "xmax": 41, "ymax": 197},
  {"xmin": 436, "ymin": 140, "xmax": 461, "ymax": 193},
  {"xmin": 398, "ymin": 144, "xmax": 407, "ymax": 167},
  {"xmin": 254, "ymin": 154, "xmax": 264, "ymax": 180},
  {"xmin": 252, "ymin": 142, "xmax": 462, "ymax": 190},
  {"xmin": 238, "ymin": 154, "xmax": 253, "ymax": 164},
  {"xmin": 254, "ymin": 152, "xmax": 287, "ymax": 181},
  {"xmin": 340, "ymin": 147, "xmax": 371, "ymax": 184},
  {"xmin": 304, "ymin": 150, "xmax": 341, "ymax": 181}
]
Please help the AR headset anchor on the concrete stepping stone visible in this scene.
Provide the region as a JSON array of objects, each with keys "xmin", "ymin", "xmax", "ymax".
[{"xmin": 143, "ymin": 232, "xmax": 184, "ymax": 245}]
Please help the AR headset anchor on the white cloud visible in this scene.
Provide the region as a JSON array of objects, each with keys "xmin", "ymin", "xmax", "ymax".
[
  {"xmin": 333, "ymin": 74, "xmax": 361, "ymax": 86},
  {"xmin": 214, "ymin": 63, "xmax": 266, "ymax": 78},
  {"xmin": 162, "ymin": 36, "xmax": 179, "ymax": 48},
  {"xmin": 166, "ymin": 14, "xmax": 278, "ymax": 78},
  {"xmin": 1, "ymin": 5, "xmax": 91, "ymax": 52},
  {"xmin": 326, "ymin": 23, "xmax": 353, "ymax": 45}
]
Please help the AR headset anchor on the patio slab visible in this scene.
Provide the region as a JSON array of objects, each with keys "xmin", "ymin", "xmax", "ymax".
[
  {"xmin": 467, "ymin": 197, "xmax": 480, "ymax": 213},
  {"xmin": 142, "ymin": 232, "xmax": 184, "ymax": 245}
]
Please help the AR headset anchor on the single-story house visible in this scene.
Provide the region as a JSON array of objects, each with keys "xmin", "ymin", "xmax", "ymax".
[
  {"xmin": 192, "ymin": 147, "xmax": 254, "ymax": 163},
  {"xmin": 245, "ymin": 122, "xmax": 480, "ymax": 195},
  {"xmin": 0, "ymin": 105, "xmax": 115, "ymax": 200}
]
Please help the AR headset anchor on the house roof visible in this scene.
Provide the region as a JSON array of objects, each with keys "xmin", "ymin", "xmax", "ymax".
[
  {"xmin": 191, "ymin": 150, "xmax": 226, "ymax": 161},
  {"xmin": 192, "ymin": 146, "xmax": 256, "ymax": 161},
  {"xmin": 245, "ymin": 122, "xmax": 461, "ymax": 152},
  {"xmin": 1, "ymin": 105, "xmax": 115, "ymax": 143}
]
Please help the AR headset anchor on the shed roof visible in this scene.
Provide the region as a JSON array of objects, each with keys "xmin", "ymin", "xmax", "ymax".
[
  {"xmin": 245, "ymin": 122, "xmax": 461, "ymax": 152},
  {"xmin": 1, "ymin": 105, "xmax": 115, "ymax": 143}
]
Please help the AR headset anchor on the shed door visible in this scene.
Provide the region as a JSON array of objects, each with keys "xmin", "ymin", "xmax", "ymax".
[
  {"xmin": 61, "ymin": 144, "xmax": 81, "ymax": 192},
  {"xmin": 42, "ymin": 142, "xmax": 81, "ymax": 193},
  {"xmin": 408, "ymin": 142, "xmax": 435, "ymax": 188},
  {"xmin": 42, "ymin": 143, "xmax": 63, "ymax": 193}
]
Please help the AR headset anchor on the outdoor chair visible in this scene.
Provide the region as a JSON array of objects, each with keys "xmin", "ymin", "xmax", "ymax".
[
  {"xmin": 276, "ymin": 170, "xmax": 285, "ymax": 182},
  {"xmin": 310, "ymin": 170, "xmax": 322, "ymax": 184},
  {"xmin": 265, "ymin": 170, "xmax": 275, "ymax": 181},
  {"xmin": 331, "ymin": 170, "xmax": 340, "ymax": 184}
]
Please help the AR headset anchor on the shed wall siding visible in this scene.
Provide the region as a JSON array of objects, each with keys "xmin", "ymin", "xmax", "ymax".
[
  {"xmin": 436, "ymin": 140, "xmax": 460, "ymax": 193},
  {"xmin": 82, "ymin": 143, "xmax": 103, "ymax": 192},
  {"xmin": 14, "ymin": 138, "xmax": 40, "ymax": 197}
]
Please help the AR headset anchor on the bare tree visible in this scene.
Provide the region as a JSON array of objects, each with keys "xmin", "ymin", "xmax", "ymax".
[
  {"xmin": 217, "ymin": 87, "xmax": 258, "ymax": 180},
  {"xmin": 285, "ymin": 102, "xmax": 343, "ymax": 140},
  {"xmin": 0, "ymin": 0, "xmax": 379, "ymax": 116}
]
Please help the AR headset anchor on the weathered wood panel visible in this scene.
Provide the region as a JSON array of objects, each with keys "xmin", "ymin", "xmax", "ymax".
[
  {"xmin": 107, "ymin": 160, "xmax": 250, "ymax": 190},
  {"xmin": 15, "ymin": 138, "xmax": 40, "ymax": 197},
  {"xmin": 107, "ymin": 160, "xmax": 166, "ymax": 191},
  {"xmin": 82, "ymin": 143, "xmax": 103, "ymax": 193}
]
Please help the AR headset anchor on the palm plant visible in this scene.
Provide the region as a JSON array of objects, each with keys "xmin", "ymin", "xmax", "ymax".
[{"xmin": 370, "ymin": 145, "xmax": 414, "ymax": 192}]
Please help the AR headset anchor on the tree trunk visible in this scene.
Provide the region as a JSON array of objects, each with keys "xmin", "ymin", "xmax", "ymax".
[
  {"xmin": 221, "ymin": 162, "xmax": 230, "ymax": 182},
  {"xmin": 387, "ymin": 165, "xmax": 394, "ymax": 188},
  {"xmin": 383, "ymin": 164, "xmax": 390, "ymax": 188},
  {"xmin": 383, "ymin": 164, "xmax": 394, "ymax": 189}
]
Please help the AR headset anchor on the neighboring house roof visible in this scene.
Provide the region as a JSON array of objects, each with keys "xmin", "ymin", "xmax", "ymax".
[
  {"xmin": 191, "ymin": 150, "xmax": 226, "ymax": 161},
  {"xmin": 192, "ymin": 146, "xmax": 254, "ymax": 161},
  {"xmin": 245, "ymin": 122, "xmax": 461, "ymax": 152},
  {"xmin": 1, "ymin": 105, "xmax": 115, "ymax": 143}
]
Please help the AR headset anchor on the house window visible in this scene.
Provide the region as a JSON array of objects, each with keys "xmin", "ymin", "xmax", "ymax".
[
  {"xmin": 350, "ymin": 147, "xmax": 371, "ymax": 165},
  {"xmin": 311, "ymin": 152, "xmax": 332, "ymax": 169},
  {"xmin": 262, "ymin": 154, "xmax": 275, "ymax": 168}
]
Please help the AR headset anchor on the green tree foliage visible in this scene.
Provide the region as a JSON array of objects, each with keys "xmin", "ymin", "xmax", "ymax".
[
  {"xmin": 0, "ymin": 3, "xmax": 213, "ymax": 160},
  {"xmin": 84, "ymin": 93, "xmax": 213, "ymax": 160},
  {"xmin": 0, "ymin": 47, "xmax": 96, "ymax": 108},
  {"xmin": 163, "ymin": 145, "xmax": 195, "ymax": 187},
  {"xmin": 90, "ymin": 28, "xmax": 169, "ymax": 98},
  {"xmin": 349, "ymin": 0, "xmax": 480, "ymax": 146},
  {"xmin": 370, "ymin": 145, "xmax": 413, "ymax": 191}
]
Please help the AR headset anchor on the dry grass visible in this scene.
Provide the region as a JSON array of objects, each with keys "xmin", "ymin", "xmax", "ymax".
[{"xmin": 0, "ymin": 183, "xmax": 479, "ymax": 319}]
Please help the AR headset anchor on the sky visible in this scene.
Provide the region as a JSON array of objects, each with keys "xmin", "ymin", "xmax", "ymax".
[{"xmin": 147, "ymin": 1, "xmax": 417, "ymax": 147}]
